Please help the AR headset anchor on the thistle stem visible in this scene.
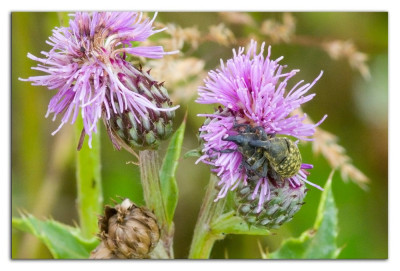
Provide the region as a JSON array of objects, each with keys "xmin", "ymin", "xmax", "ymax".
[
  {"xmin": 139, "ymin": 150, "xmax": 174, "ymax": 259},
  {"xmin": 75, "ymin": 119, "xmax": 103, "ymax": 239},
  {"xmin": 188, "ymin": 175, "xmax": 227, "ymax": 259}
]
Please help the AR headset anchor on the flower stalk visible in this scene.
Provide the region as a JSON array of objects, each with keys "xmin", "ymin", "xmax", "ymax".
[
  {"xmin": 189, "ymin": 175, "xmax": 227, "ymax": 259},
  {"xmin": 75, "ymin": 118, "xmax": 103, "ymax": 239},
  {"xmin": 139, "ymin": 150, "xmax": 174, "ymax": 259}
]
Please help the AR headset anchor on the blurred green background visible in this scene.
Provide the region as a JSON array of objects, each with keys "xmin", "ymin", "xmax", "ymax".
[{"xmin": 11, "ymin": 12, "xmax": 387, "ymax": 259}]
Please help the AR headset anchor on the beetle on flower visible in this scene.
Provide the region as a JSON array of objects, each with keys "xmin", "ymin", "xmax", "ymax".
[{"xmin": 196, "ymin": 40, "xmax": 327, "ymax": 214}]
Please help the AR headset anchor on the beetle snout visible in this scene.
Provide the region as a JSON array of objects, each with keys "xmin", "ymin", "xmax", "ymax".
[{"xmin": 223, "ymin": 135, "xmax": 244, "ymax": 145}]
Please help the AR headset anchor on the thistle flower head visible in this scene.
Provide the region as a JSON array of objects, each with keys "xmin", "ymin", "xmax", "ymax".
[
  {"xmin": 196, "ymin": 40, "xmax": 327, "ymax": 212},
  {"xmin": 20, "ymin": 12, "xmax": 179, "ymax": 148}
]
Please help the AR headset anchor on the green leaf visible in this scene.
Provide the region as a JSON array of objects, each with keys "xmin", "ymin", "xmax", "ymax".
[
  {"xmin": 159, "ymin": 116, "xmax": 186, "ymax": 225},
  {"xmin": 212, "ymin": 211, "xmax": 271, "ymax": 236},
  {"xmin": 268, "ymin": 171, "xmax": 341, "ymax": 259},
  {"xmin": 12, "ymin": 214, "xmax": 99, "ymax": 259}
]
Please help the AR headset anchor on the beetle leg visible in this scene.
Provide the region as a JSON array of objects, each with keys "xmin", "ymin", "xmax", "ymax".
[
  {"xmin": 261, "ymin": 160, "xmax": 269, "ymax": 177},
  {"xmin": 248, "ymin": 174, "xmax": 260, "ymax": 181},
  {"xmin": 212, "ymin": 148, "xmax": 236, "ymax": 154},
  {"xmin": 269, "ymin": 168, "xmax": 284, "ymax": 185},
  {"xmin": 242, "ymin": 160, "xmax": 260, "ymax": 180},
  {"xmin": 242, "ymin": 160, "xmax": 254, "ymax": 172},
  {"xmin": 250, "ymin": 156, "xmax": 266, "ymax": 172}
]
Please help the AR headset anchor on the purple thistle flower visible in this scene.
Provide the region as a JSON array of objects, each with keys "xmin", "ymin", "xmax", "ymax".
[
  {"xmin": 19, "ymin": 12, "xmax": 178, "ymax": 148},
  {"xmin": 196, "ymin": 40, "xmax": 327, "ymax": 212}
]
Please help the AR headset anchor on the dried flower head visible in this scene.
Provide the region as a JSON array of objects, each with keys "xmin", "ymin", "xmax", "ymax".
[
  {"xmin": 196, "ymin": 40, "xmax": 327, "ymax": 212},
  {"xmin": 219, "ymin": 12, "xmax": 256, "ymax": 26},
  {"xmin": 155, "ymin": 23, "xmax": 201, "ymax": 51},
  {"xmin": 323, "ymin": 40, "xmax": 370, "ymax": 80},
  {"xmin": 208, "ymin": 23, "xmax": 236, "ymax": 46},
  {"xmin": 20, "ymin": 12, "xmax": 179, "ymax": 148},
  {"xmin": 90, "ymin": 198, "xmax": 160, "ymax": 259},
  {"xmin": 260, "ymin": 13, "xmax": 296, "ymax": 43}
]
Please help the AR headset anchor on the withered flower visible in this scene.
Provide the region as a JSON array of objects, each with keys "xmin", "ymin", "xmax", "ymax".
[{"xmin": 90, "ymin": 198, "xmax": 160, "ymax": 259}]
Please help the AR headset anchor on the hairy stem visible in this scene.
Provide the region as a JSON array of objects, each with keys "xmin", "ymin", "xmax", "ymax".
[
  {"xmin": 75, "ymin": 119, "xmax": 103, "ymax": 239},
  {"xmin": 139, "ymin": 150, "xmax": 174, "ymax": 259},
  {"xmin": 188, "ymin": 175, "xmax": 227, "ymax": 259}
]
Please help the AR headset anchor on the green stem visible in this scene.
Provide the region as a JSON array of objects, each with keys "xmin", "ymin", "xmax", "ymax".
[
  {"xmin": 139, "ymin": 150, "xmax": 174, "ymax": 259},
  {"xmin": 188, "ymin": 175, "xmax": 227, "ymax": 259},
  {"xmin": 75, "ymin": 119, "xmax": 103, "ymax": 239}
]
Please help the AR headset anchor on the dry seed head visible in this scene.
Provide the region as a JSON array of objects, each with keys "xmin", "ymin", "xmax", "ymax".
[
  {"xmin": 218, "ymin": 12, "xmax": 256, "ymax": 26},
  {"xmin": 90, "ymin": 241, "xmax": 119, "ymax": 259},
  {"xmin": 91, "ymin": 198, "xmax": 160, "ymax": 259},
  {"xmin": 208, "ymin": 23, "xmax": 236, "ymax": 46}
]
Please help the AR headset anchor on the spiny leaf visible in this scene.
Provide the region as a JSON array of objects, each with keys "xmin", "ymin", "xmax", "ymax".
[
  {"xmin": 159, "ymin": 114, "xmax": 186, "ymax": 225},
  {"xmin": 268, "ymin": 171, "xmax": 341, "ymax": 259},
  {"xmin": 12, "ymin": 213, "xmax": 99, "ymax": 259}
]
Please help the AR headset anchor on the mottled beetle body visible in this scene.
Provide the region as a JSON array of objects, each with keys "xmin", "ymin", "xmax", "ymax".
[
  {"xmin": 221, "ymin": 124, "xmax": 302, "ymax": 180},
  {"xmin": 260, "ymin": 137, "xmax": 302, "ymax": 178}
]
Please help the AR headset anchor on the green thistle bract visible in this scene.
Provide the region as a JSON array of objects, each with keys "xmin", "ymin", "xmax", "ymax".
[
  {"xmin": 103, "ymin": 68, "xmax": 175, "ymax": 152},
  {"xmin": 236, "ymin": 180, "xmax": 307, "ymax": 229}
]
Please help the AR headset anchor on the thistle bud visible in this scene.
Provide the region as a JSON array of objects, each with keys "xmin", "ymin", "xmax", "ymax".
[
  {"xmin": 103, "ymin": 68, "xmax": 176, "ymax": 152},
  {"xmin": 90, "ymin": 198, "xmax": 160, "ymax": 259},
  {"xmin": 235, "ymin": 180, "xmax": 308, "ymax": 229}
]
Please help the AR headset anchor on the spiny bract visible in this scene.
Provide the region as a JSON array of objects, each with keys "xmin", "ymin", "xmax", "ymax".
[
  {"xmin": 236, "ymin": 180, "xmax": 308, "ymax": 229},
  {"xmin": 103, "ymin": 68, "xmax": 175, "ymax": 151}
]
